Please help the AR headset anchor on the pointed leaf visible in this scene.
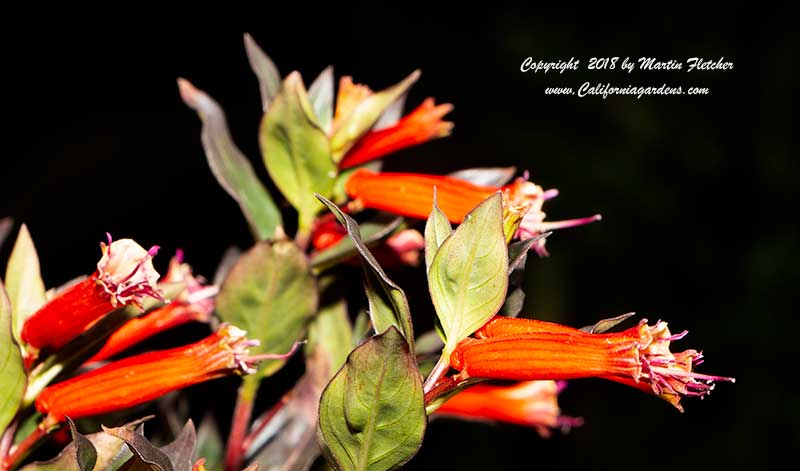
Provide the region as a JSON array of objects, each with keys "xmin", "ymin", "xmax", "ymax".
[
  {"xmin": 260, "ymin": 72, "xmax": 336, "ymax": 230},
  {"xmin": 160, "ymin": 420, "xmax": 196, "ymax": 471},
  {"xmin": 310, "ymin": 215, "xmax": 403, "ymax": 273},
  {"xmin": 428, "ymin": 193, "xmax": 508, "ymax": 356},
  {"xmin": 372, "ymin": 94, "xmax": 407, "ymax": 131},
  {"xmin": 316, "ymin": 196, "xmax": 413, "ymax": 349},
  {"xmin": 0, "ymin": 217, "xmax": 12, "ymax": 249},
  {"xmin": 330, "ymin": 70, "xmax": 420, "ymax": 162},
  {"xmin": 318, "ymin": 327, "xmax": 425, "ymax": 471},
  {"xmin": 216, "ymin": 240, "xmax": 318, "ymax": 377},
  {"xmin": 243, "ymin": 33, "xmax": 281, "ymax": 111},
  {"xmin": 448, "ymin": 167, "xmax": 517, "ymax": 187},
  {"xmin": 5, "ymin": 224, "xmax": 46, "ymax": 343},
  {"xmin": 0, "ymin": 281, "xmax": 24, "ymax": 438},
  {"xmin": 580, "ymin": 312, "xmax": 636, "ymax": 333},
  {"xmin": 308, "ymin": 66, "xmax": 335, "ymax": 133},
  {"xmin": 179, "ymin": 78, "xmax": 282, "ymax": 240},
  {"xmin": 103, "ymin": 425, "xmax": 174, "ymax": 471},
  {"xmin": 67, "ymin": 419, "xmax": 97, "ymax": 471},
  {"xmin": 507, "ymin": 234, "xmax": 548, "ymax": 275},
  {"xmin": 423, "ymin": 190, "xmax": 451, "ymax": 272}
]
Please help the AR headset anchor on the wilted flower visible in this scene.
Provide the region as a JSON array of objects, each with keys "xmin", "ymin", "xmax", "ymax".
[
  {"xmin": 21, "ymin": 235, "xmax": 163, "ymax": 353},
  {"xmin": 451, "ymin": 315, "xmax": 735, "ymax": 411}
]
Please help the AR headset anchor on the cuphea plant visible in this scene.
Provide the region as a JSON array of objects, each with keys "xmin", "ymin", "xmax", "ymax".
[{"xmin": 0, "ymin": 34, "xmax": 733, "ymax": 471}]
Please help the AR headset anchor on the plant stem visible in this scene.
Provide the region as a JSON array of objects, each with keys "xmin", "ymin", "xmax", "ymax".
[
  {"xmin": 0, "ymin": 419, "xmax": 17, "ymax": 464},
  {"xmin": 224, "ymin": 374, "xmax": 260, "ymax": 471},
  {"xmin": 241, "ymin": 391, "xmax": 292, "ymax": 457},
  {"xmin": 422, "ymin": 356, "xmax": 450, "ymax": 395},
  {"xmin": 1, "ymin": 415, "xmax": 59, "ymax": 471}
]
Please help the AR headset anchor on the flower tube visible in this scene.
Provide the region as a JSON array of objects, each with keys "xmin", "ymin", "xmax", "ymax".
[
  {"xmin": 435, "ymin": 380, "xmax": 582, "ymax": 437},
  {"xmin": 21, "ymin": 236, "xmax": 163, "ymax": 352},
  {"xmin": 451, "ymin": 316, "xmax": 734, "ymax": 411},
  {"xmin": 345, "ymin": 169, "xmax": 600, "ymax": 255},
  {"xmin": 36, "ymin": 325, "xmax": 272, "ymax": 421},
  {"xmin": 339, "ymin": 98, "xmax": 454, "ymax": 169}
]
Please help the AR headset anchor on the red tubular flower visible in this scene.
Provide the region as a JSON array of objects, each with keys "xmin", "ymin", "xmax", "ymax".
[
  {"xmin": 86, "ymin": 251, "xmax": 216, "ymax": 363},
  {"xmin": 451, "ymin": 316, "xmax": 734, "ymax": 412},
  {"xmin": 21, "ymin": 235, "xmax": 163, "ymax": 352},
  {"xmin": 311, "ymin": 213, "xmax": 348, "ymax": 251},
  {"xmin": 345, "ymin": 169, "xmax": 600, "ymax": 255},
  {"xmin": 345, "ymin": 169, "xmax": 498, "ymax": 222},
  {"xmin": 339, "ymin": 98, "xmax": 454, "ymax": 169},
  {"xmin": 436, "ymin": 380, "xmax": 582, "ymax": 437},
  {"xmin": 36, "ymin": 325, "xmax": 259, "ymax": 422}
]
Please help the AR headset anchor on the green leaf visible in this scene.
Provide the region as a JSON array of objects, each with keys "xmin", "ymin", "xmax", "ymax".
[
  {"xmin": 448, "ymin": 167, "xmax": 517, "ymax": 187},
  {"xmin": 260, "ymin": 72, "xmax": 336, "ymax": 231},
  {"xmin": 318, "ymin": 327, "xmax": 425, "ymax": 471},
  {"xmin": 68, "ymin": 418, "xmax": 97, "ymax": 471},
  {"xmin": 102, "ymin": 425, "xmax": 174, "ymax": 471},
  {"xmin": 580, "ymin": 312, "xmax": 636, "ymax": 333},
  {"xmin": 4, "ymin": 224, "xmax": 46, "ymax": 344},
  {"xmin": 316, "ymin": 196, "xmax": 413, "ymax": 350},
  {"xmin": 310, "ymin": 215, "xmax": 402, "ymax": 273},
  {"xmin": 307, "ymin": 299, "xmax": 352, "ymax": 374},
  {"xmin": 423, "ymin": 190, "xmax": 452, "ymax": 273},
  {"xmin": 0, "ymin": 281, "xmax": 24, "ymax": 438},
  {"xmin": 178, "ymin": 78, "xmax": 283, "ymax": 241},
  {"xmin": 372, "ymin": 94, "xmax": 407, "ymax": 131},
  {"xmin": 216, "ymin": 240, "xmax": 318, "ymax": 377},
  {"xmin": 243, "ymin": 33, "xmax": 281, "ymax": 112},
  {"xmin": 308, "ymin": 66, "xmax": 335, "ymax": 134},
  {"xmin": 330, "ymin": 70, "xmax": 420, "ymax": 163},
  {"xmin": 159, "ymin": 420, "xmax": 196, "ymax": 471},
  {"xmin": 428, "ymin": 193, "xmax": 508, "ymax": 357}
]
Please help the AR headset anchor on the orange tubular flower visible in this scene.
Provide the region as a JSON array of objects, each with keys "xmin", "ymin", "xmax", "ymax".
[
  {"xmin": 345, "ymin": 169, "xmax": 600, "ymax": 255},
  {"xmin": 21, "ymin": 235, "xmax": 163, "ymax": 352},
  {"xmin": 339, "ymin": 98, "xmax": 454, "ymax": 169},
  {"xmin": 436, "ymin": 380, "xmax": 582, "ymax": 438},
  {"xmin": 36, "ymin": 325, "xmax": 261, "ymax": 422},
  {"xmin": 86, "ymin": 251, "xmax": 216, "ymax": 363},
  {"xmin": 451, "ymin": 316, "xmax": 734, "ymax": 412}
]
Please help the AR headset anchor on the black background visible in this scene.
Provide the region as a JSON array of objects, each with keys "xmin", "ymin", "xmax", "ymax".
[{"xmin": 2, "ymin": 6, "xmax": 796, "ymax": 470}]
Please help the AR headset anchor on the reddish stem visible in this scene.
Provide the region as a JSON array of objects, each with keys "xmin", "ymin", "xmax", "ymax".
[
  {"xmin": 224, "ymin": 376, "xmax": 258, "ymax": 471},
  {"xmin": 1, "ymin": 416, "xmax": 59, "ymax": 471}
]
